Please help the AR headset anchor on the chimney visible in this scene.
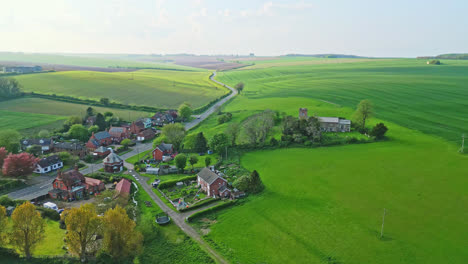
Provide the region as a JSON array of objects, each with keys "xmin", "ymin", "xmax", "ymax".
[
  {"xmin": 57, "ymin": 169, "xmax": 62, "ymax": 179},
  {"xmin": 74, "ymin": 164, "xmax": 79, "ymax": 171}
]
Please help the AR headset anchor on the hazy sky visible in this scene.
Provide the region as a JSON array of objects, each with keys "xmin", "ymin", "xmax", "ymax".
[{"xmin": 1, "ymin": 0, "xmax": 467, "ymax": 57}]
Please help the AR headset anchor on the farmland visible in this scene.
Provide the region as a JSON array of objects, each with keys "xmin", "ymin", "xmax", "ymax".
[
  {"xmin": 14, "ymin": 69, "xmax": 228, "ymax": 109},
  {"xmin": 0, "ymin": 110, "xmax": 66, "ymax": 132}
]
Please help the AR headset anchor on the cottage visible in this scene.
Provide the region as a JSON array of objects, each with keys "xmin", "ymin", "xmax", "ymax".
[
  {"xmin": 93, "ymin": 146, "xmax": 111, "ymax": 157},
  {"xmin": 130, "ymin": 120, "xmax": 145, "ymax": 134},
  {"xmin": 103, "ymin": 152, "xmax": 124, "ymax": 173},
  {"xmin": 152, "ymin": 143, "xmax": 174, "ymax": 161},
  {"xmin": 115, "ymin": 178, "xmax": 131, "ymax": 197},
  {"xmin": 53, "ymin": 142, "xmax": 87, "ymax": 158},
  {"xmin": 86, "ymin": 116, "xmax": 97, "ymax": 126},
  {"xmin": 85, "ymin": 177, "xmax": 105, "ymax": 195},
  {"xmin": 197, "ymin": 168, "xmax": 229, "ymax": 197},
  {"xmin": 86, "ymin": 131, "xmax": 112, "ymax": 150},
  {"xmin": 151, "ymin": 112, "xmax": 175, "ymax": 126},
  {"xmin": 21, "ymin": 138, "xmax": 53, "ymax": 153},
  {"xmin": 137, "ymin": 129, "xmax": 156, "ymax": 141},
  {"xmin": 48, "ymin": 166, "xmax": 105, "ymax": 200},
  {"xmin": 318, "ymin": 117, "xmax": 351, "ymax": 132},
  {"xmin": 34, "ymin": 155, "xmax": 63, "ymax": 174},
  {"xmin": 108, "ymin": 126, "xmax": 130, "ymax": 143}
]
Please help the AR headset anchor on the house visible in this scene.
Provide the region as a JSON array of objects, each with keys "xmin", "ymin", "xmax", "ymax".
[
  {"xmin": 21, "ymin": 138, "xmax": 53, "ymax": 153},
  {"xmin": 130, "ymin": 120, "xmax": 145, "ymax": 134},
  {"xmin": 230, "ymin": 188, "xmax": 246, "ymax": 199},
  {"xmin": 108, "ymin": 126, "xmax": 130, "ymax": 143},
  {"xmin": 197, "ymin": 168, "xmax": 229, "ymax": 197},
  {"xmin": 318, "ymin": 117, "xmax": 351, "ymax": 132},
  {"xmin": 85, "ymin": 177, "xmax": 105, "ymax": 195},
  {"xmin": 103, "ymin": 152, "xmax": 124, "ymax": 173},
  {"xmin": 48, "ymin": 166, "xmax": 87, "ymax": 200},
  {"xmin": 86, "ymin": 131, "xmax": 112, "ymax": 150},
  {"xmin": 137, "ymin": 129, "xmax": 156, "ymax": 141},
  {"xmin": 151, "ymin": 112, "xmax": 175, "ymax": 126},
  {"xmin": 140, "ymin": 118, "xmax": 153, "ymax": 128},
  {"xmin": 152, "ymin": 143, "xmax": 174, "ymax": 161},
  {"xmin": 93, "ymin": 146, "xmax": 111, "ymax": 157},
  {"xmin": 299, "ymin": 108, "xmax": 308, "ymax": 119},
  {"xmin": 53, "ymin": 142, "xmax": 87, "ymax": 158},
  {"xmin": 34, "ymin": 155, "xmax": 63, "ymax": 174},
  {"xmin": 115, "ymin": 178, "xmax": 131, "ymax": 197},
  {"xmin": 86, "ymin": 116, "xmax": 97, "ymax": 126}
]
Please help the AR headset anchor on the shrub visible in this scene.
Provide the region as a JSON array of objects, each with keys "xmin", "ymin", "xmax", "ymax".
[
  {"xmin": 36, "ymin": 206, "xmax": 60, "ymax": 221},
  {"xmin": 270, "ymin": 137, "xmax": 278, "ymax": 146}
]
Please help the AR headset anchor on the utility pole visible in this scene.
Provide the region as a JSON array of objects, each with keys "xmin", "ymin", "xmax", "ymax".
[
  {"xmin": 380, "ymin": 208, "xmax": 386, "ymax": 239},
  {"xmin": 460, "ymin": 134, "xmax": 465, "ymax": 153}
]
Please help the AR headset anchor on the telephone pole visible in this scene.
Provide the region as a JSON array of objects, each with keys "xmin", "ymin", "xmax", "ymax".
[
  {"xmin": 380, "ymin": 208, "xmax": 386, "ymax": 239},
  {"xmin": 460, "ymin": 134, "xmax": 465, "ymax": 153}
]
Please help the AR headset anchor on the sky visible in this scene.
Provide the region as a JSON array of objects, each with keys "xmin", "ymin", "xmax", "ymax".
[{"xmin": 0, "ymin": 0, "xmax": 467, "ymax": 57}]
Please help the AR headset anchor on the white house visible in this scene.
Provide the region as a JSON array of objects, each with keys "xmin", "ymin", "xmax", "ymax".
[
  {"xmin": 21, "ymin": 138, "xmax": 53, "ymax": 153},
  {"xmin": 318, "ymin": 117, "xmax": 351, "ymax": 132},
  {"xmin": 34, "ymin": 155, "xmax": 63, "ymax": 174}
]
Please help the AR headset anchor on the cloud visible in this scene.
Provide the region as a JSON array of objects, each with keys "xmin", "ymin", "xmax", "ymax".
[
  {"xmin": 200, "ymin": 7, "xmax": 207, "ymax": 17},
  {"xmin": 275, "ymin": 1, "xmax": 314, "ymax": 10},
  {"xmin": 218, "ymin": 8, "xmax": 230, "ymax": 17},
  {"xmin": 258, "ymin": 2, "xmax": 273, "ymax": 16}
]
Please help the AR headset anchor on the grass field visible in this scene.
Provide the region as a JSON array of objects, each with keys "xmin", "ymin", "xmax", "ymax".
[
  {"xmin": 217, "ymin": 58, "xmax": 468, "ymax": 143},
  {"xmin": 0, "ymin": 110, "xmax": 66, "ymax": 131},
  {"xmin": 14, "ymin": 69, "xmax": 227, "ymax": 109}
]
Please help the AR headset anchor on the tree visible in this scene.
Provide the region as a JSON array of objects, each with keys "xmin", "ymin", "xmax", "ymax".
[
  {"xmin": 235, "ymin": 82, "xmax": 244, "ymax": 94},
  {"xmin": 103, "ymin": 111, "xmax": 113, "ymax": 117},
  {"xmin": 0, "ymin": 78, "xmax": 22, "ymax": 99},
  {"xmin": 69, "ymin": 124, "xmax": 89, "ymax": 142},
  {"xmin": 95, "ymin": 113, "xmax": 106, "ymax": 131},
  {"xmin": 65, "ymin": 204, "xmax": 102, "ymax": 262},
  {"xmin": 0, "ymin": 130, "xmax": 21, "ymax": 153},
  {"xmin": 0, "ymin": 147, "xmax": 8, "ymax": 168},
  {"xmin": 249, "ymin": 170, "xmax": 264, "ymax": 194},
  {"xmin": 225, "ymin": 123, "xmax": 241, "ymax": 146},
  {"xmin": 233, "ymin": 175, "xmax": 250, "ymax": 191},
  {"xmin": 10, "ymin": 202, "xmax": 45, "ymax": 259},
  {"xmin": 370, "ymin": 123, "xmax": 388, "ymax": 140},
  {"xmin": 0, "ymin": 205, "xmax": 6, "ymax": 246},
  {"xmin": 85, "ymin": 107, "xmax": 95, "ymax": 118},
  {"xmin": 102, "ymin": 206, "xmax": 142, "ymax": 260},
  {"xmin": 189, "ymin": 155, "xmax": 199, "ymax": 170},
  {"xmin": 2, "ymin": 153, "xmax": 38, "ymax": 177},
  {"xmin": 88, "ymin": 125, "xmax": 99, "ymax": 135},
  {"xmin": 244, "ymin": 111, "xmax": 274, "ymax": 144},
  {"xmin": 161, "ymin": 123, "xmax": 186, "ymax": 151},
  {"xmin": 210, "ymin": 133, "xmax": 229, "ymax": 154},
  {"xmin": 353, "ymin": 100, "xmax": 373, "ymax": 130},
  {"xmin": 120, "ymin": 139, "xmax": 132, "ymax": 149},
  {"xmin": 57, "ymin": 151, "xmax": 75, "ymax": 166},
  {"xmin": 100, "ymin": 98, "xmax": 110, "ymax": 105},
  {"xmin": 178, "ymin": 103, "xmax": 192, "ymax": 121},
  {"xmin": 37, "ymin": 130, "xmax": 50, "ymax": 138},
  {"xmin": 204, "ymin": 156, "xmax": 212, "ymax": 167},
  {"xmin": 174, "ymin": 154, "xmax": 187, "ymax": 172},
  {"xmin": 194, "ymin": 132, "xmax": 208, "ymax": 153},
  {"xmin": 26, "ymin": 145, "xmax": 42, "ymax": 156}
]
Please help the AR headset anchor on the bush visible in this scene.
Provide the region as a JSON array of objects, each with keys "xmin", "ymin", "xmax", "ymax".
[
  {"xmin": 36, "ymin": 206, "xmax": 60, "ymax": 221},
  {"xmin": 186, "ymin": 200, "xmax": 237, "ymax": 222},
  {"xmin": 270, "ymin": 137, "xmax": 278, "ymax": 146}
]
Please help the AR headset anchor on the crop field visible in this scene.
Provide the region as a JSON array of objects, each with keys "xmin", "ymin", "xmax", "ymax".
[
  {"xmin": 14, "ymin": 69, "xmax": 228, "ymax": 109},
  {"xmin": 0, "ymin": 110, "xmax": 66, "ymax": 131},
  {"xmin": 217, "ymin": 58, "xmax": 468, "ymax": 143}
]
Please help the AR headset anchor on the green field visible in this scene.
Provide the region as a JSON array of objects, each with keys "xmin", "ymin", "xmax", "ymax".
[
  {"xmin": 183, "ymin": 57, "xmax": 468, "ymax": 263},
  {"xmin": 0, "ymin": 110, "xmax": 66, "ymax": 131},
  {"xmin": 217, "ymin": 58, "xmax": 468, "ymax": 143},
  {"xmin": 14, "ymin": 69, "xmax": 227, "ymax": 109}
]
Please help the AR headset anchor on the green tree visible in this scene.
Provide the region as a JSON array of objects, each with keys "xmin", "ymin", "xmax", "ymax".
[
  {"xmin": 69, "ymin": 124, "xmax": 89, "ymax": 142},
  {"xmin": 353, "ymin": 99, "xmax": 373, "ymax": 130},
  {"xmin": 249, "ymin": 170, "xmax": 264, "ymax": 194},
  {"xmin": 100, "ymin": 98, "xmax": 110, "ymax": 105},
  {"xmin": 85, "ymin": 107, "xmax": 95, "ymax": 118},
  {"xmin": 161, "ymin": 123, "xmax": 186, "ymax": 151},
  {"xmin": 235, "ymin": 82, "xmax": 244, "ymax": 94},
  {"xmin": 370, "ymin": 123, "xmax": 388, "ymax": 140},
  {"xmin": 0, "ymin": 78, "xmax": 22, "ymax": 99},
  {"xmin": 104, "ymin": 111, "xmax": 113, "ymax": 117},
  {"xmin": 0, "ymin": 205, "xmax": 6, "ymax": 246},
  {"xmin": 194, "ymin": 132, "xmax": 208, "ymax": 153},
  {"xmin": 88, "ymin": 125, "xmax": 99, "ymax": 135},
  {"xmin": 204, "ymin": 156, "xmax": 212, "ymax": 167},
  {"xmin": 0, "ymin": 130, "xmax": 21, "ymax": 153},
  {"xmin": 189, "ymin": 155, "xmax": 199, "ymax": 170},
  {"xmin": 178, "ymin": 103, "xmax": 192, "ymax": 121},
  {"xmin": 65, "ymin": 204, "xmax": 102, "ymax": 262},
  {"xmin": 174, "ymin": 154, "xmax": 187, "ymax": 172},
  {"xmin": 210, "ymin": 133, "xmax": 229, "ymax": 154},
  {"xmin": 95, "ymin": 113, "xmax": 106, "ymax": 131},
  {"xmin": 26, "ymin": 145, "xmax": 42, "ymax": 156},
  {"xmin": 37, "ymin": 130, "xmax": 50, "ymax": 138},
  {"xmin": 121, "ymin": 139, "xmax": 132, "ymax": 149},
  {"xmin": 57, "ymin": 151, "xmax": 74, "ymax": 165},
  {"xmin": 225, "ymin": 123, "xmax": 241, "ymax": 146},
  {"xmin": 233, "ymin": 175, "xmax": 250, "ymax": 192},
  {"xmin": 10, "ymin": 202, "xmax": 45, "ymax": 259}
]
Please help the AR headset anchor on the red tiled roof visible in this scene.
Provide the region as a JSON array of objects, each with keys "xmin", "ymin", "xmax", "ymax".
[
  {"xmin": 116, "ymin": 179, "xmax": 131, "ymax": 196},
  {"xmin": 85, "ymin": 177, "xmax": 103, "ymax": 186}
]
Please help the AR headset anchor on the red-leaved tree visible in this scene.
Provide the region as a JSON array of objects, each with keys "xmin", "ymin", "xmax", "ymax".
[
  {"xmin": 0, "ymin": 147, "xmax": 8, "ymax": 168},
  {"xmin": 2, "ymin": 153, "xmax": 38, "ymax": 177}
]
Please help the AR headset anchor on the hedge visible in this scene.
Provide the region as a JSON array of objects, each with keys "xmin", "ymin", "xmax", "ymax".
[
  {"xmin": 158, "ymin": 175, "xmax": 197, "ymax": 189},
  {"xmin": 178, "ymin": 198, "xmax": 217, "ymax": 212},
  {"xmin": 186, "ymin": 200, "xmax": 237, "ymax": 222},
  {"xmin": 36, "ymin": 206, "xmax": 61, "ymax": 221}
]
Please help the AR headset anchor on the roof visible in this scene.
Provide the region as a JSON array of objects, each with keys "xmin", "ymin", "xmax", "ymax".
[
  {"xmin": 339, "ymin": 119, "xmax": 351, "ymax": 125},
  {"xmin": 109, "ymin": 127, "xmax": 126, "ymax": 134},
  {"xmin": 94, "ymin": 131, "xmax": 111, "ymax": 140},
  {"xmin": 218, "ymin": 185, "xmax": 230, "ymax": 193},
  {"xmin": 94, "ymin": 146, "xmax": 109, "ymax": 153},
  {"xmin": 157, "ymin": 143, "xmax": 173, "ymax": 152},
  {"xmin": 21, "ymin": 138, "xmax": 52, "ymax": 147},
  {"xmin": 37, "ymin": 155, "xmax": 62, "ymax": 168},
  {"xmin": 116, "ymin": 179, "xmax": 131, "ymax": 196},
  {"xmin": 318, "ymin": 117, "xmax": 340, "ymax": 123},
  {"xmin": 197, "ymin": 168, "xmax": 224, "ymax": 185},
  {"xmin": 57, "ymin": 169, "xmax": 85, "ymax": 187},
  {"xmin": 133, "ymin": 120, "xmax": 145, "ymax": 128},
  {"xmin": 85, "ymin": 177, "xmax": 103, "ymax": 186},
  {"xmin": 139, "ymin": 129, "xmax": 155, "ymax": 137},
  {"xmin": 104, "ymin": 152, "xmax": 123, "ymax": 164},
  {"xmin": 54, "ymin": 142, "xmax": 85, "ymax": 150},
  {"xmin": 86, "ymin": 116, "xmax": 97, "ymax": 122}
]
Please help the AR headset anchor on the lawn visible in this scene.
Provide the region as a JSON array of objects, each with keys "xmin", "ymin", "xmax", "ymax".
[
  {"xmin": 125, "ymin": 149, "xmax": 153, "ymax": 164},
  {"xmin": 14, "ymin": 69, "xmax": 228, "ymax": 109},
  {"xmin": 0, "ymin": 110, "xmax": 66, "ymax": 132}
]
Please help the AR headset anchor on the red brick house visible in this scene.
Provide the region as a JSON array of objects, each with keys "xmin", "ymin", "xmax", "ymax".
[
  {"xmin": 86, "ymin": 131, "xmax": 112, "ymax": 151},
  {"xmin": 93, "ymin": 146, "xmax": 111, "ymax": 157},
  {"xmin": 48, "ymin": 166, "xmax": 104, "ymax": 200},
  {"xmin": 152, "ymin": 143, "xmax": 174, "ymax": 161},
  {"xmin": 108, "ymin": 126, "xmax": 130, "ymax": 143},
  {"xmin": 197, "ymin": 168, "xmax": 229, "ymax": 197},
  {"xmin": 137, "ymin": 129, "xmax": 156, "ymax": 142},
  {"xmin": 130, "ymin": 120, "xmax": 145, "ymax": 134},
  {"xmin": 115, "ymin": 178, "xmax": 131, "ymax": 198},
  {"xmin": 103, "ymin": 152, "xmax": 124, "ymax": 173}
]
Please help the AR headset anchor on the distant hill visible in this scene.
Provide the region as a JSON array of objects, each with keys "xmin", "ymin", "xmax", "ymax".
[
  {"xmin": 417, "ymin": 53, "xmax": 468, "ymax": 60},
  {"xmin": 282, "ymin": 54, "xmax": 367, "ymax": 58}
]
